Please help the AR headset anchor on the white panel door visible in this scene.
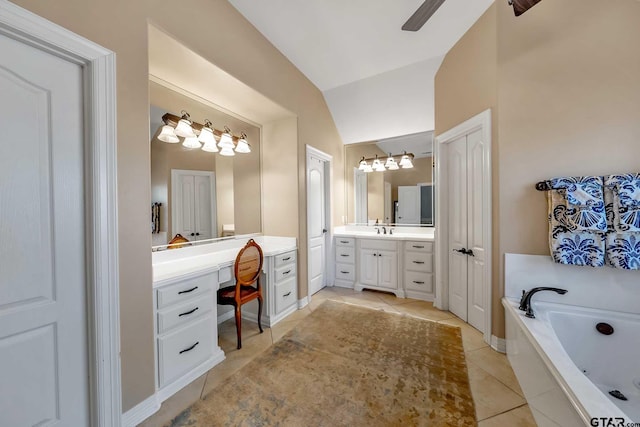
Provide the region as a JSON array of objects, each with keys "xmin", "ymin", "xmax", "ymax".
[
  {"xmin": 354, "ymin": 168, "xmax": 368, "ymax": 224},
  {"xmin": 377, "ymin": 250, "xmax": 398, "ymax": 290},
  {"xmin": 466, "ymin": 129, "xmax": 486, "ymax": 332},
  {"xmin": 448, "ymin": 135, "xmax": 469, "ymax": 322},
  {"xmin": 307, "ymin": 155, "xmax": 326, "ymax": 295},
  {"xmin": 397, "ymin": 186, "xmax": 420, "ymax": 224},
  {"xmin": 194, "ymin": 174, "xmax": 213, "ymax": 240},
  {"xmin": 0, "ymin": 32, "xmax": 90, "ymax": 426},
  {"xmin": 172, "ymin": 170, "xmax": 216, "ymax": 241},
  {"xmin": 358, "ymin": 249, "xmax": 378, "ymax": 287}
]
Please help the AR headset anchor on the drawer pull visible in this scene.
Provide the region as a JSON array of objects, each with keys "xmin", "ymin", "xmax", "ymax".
[
  {"xmin": 178, "ymin": 307, "xmax": 199, "ymax": 317},
  {"xmin": 412, "ymin": 261, "xmax": 425, "ymax": 264},
  {"xmin": 179, "ymin": 341, "xmax": 200, "ymax": 354},
  {"xmin": 340, "ymin": 270, "xmax": 349, "ymax": 274},
  {"xmin": 178, "ymin": 286, "xmax": 198, "ymax": 295},
  {"xmin": 283, "ymin": 270, "xmax": 292, "ymax": 275},
  {"xmin": 340, "ymin": 254, "xmax": 350, "ymax": 257},
  {"xmin": 413, "ymin": 280, "xmax": 425, "ymax": 284},
  {"xmin": 340, "ymin": 240, "xmax": 349, "ymax": 244},
  {"xmin": 283, "ymin": 291, "xmax": 292, "ymax": 297},
  {"xmin": 412, "ymin": 245, "xmax": 425, "ymax": 249},
  {"xmin": 282, "ymin": 256, "xmax": 291, "ymax": 261}
]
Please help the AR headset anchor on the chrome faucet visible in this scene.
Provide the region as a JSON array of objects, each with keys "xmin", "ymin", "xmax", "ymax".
[{"xmin": 519, "ymin": 287, "xmax": 568, "ymax": 318}]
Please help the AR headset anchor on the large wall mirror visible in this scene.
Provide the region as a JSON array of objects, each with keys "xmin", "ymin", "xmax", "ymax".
[
  {"xmin": 150, "ymin": 80, "xmax": 262, "ymax": 247},
  {"xmin": 344, "ymin": 132, "xmax": 434, "ymax": 227}
]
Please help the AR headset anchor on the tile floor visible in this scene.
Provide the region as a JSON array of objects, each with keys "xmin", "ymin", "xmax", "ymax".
[{"xmin": 140, "ymin": 287, "xmax": 537, "ymax": 427}]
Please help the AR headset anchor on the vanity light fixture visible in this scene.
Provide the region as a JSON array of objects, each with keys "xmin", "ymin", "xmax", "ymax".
[
  {"xmin": 158, "ymin": 111, "xmax": 252, "ymax": 155},
  {"xmin": 358, "ymin": 152, "xmax": 414, "ymax": 173}
]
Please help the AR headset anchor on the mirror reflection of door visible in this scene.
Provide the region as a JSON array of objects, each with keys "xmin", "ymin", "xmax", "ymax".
[
  {"xmin": 354, "ymin": 168, "xmax": 368, "ymax": 224},
  {"xmin": 171, "ymin": 169, "xmax": 217, "ymax": 242},
  {"xmin": 397, "ymin": 186, "xmax": 421, "ymax": 224}
]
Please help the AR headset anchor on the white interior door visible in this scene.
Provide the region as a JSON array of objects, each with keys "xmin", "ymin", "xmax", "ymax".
[
  {"xmin": 354, "ymin": 168, "xmax": 368, "ymax": 224},
  {"xmin": 397, "ymin": 186, "xmax": 421, "ymax": 224},
  {"xmin": 466, "ymin": 129, "xmax": 486, "ymax": 331},
  {"xmin": 307, "ymin": 154, "xmax": 326, "ymax": 295},
  {"xmin": 448, "ymin": 135, "xmax": 469, "ymax": 322},
  {"xmin": 172, "ymin": 170, "xmax": 216, "ymax": 241},
  {"xmin": 0, "ymin": 32, "xmax": 90, "ymax": 426}
]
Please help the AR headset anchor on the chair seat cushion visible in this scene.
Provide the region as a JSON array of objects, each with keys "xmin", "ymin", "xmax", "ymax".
[{"xmin": 218, "ymin": 285, "xmax": 259, "ymax": 300}]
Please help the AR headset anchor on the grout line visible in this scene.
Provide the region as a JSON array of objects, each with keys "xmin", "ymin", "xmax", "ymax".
[
  {"xmin": 477, "ymin": 403, "xmax": 530, "ymax": 423},
  {"xmin": 466, "ymin": 357, "xmax": 526, "ymax": 398}
]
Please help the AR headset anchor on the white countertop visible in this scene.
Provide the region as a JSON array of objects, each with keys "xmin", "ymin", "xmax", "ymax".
[
  {"xmin": 152, "ymin": 235, "xmax": 297, "ymax": 286},
  {"xmin": 333, "ymin": 225, "xmax": 435, "ymax": 241}
]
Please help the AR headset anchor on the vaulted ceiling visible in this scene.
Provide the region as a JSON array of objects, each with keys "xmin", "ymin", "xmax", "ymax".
[{"xmin": 229, "ymin": 0, "xmax": 494, "ymax": 144}]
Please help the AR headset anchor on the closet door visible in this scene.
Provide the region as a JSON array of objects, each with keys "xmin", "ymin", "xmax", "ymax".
[
  {"xmin": 174, "ymin": 174, "xmax": 196, "ymax": 240},
  {"xmin": 448, "ymin": 135, "xmax": 469, "ymax": 321},
  {"xmin": 466, "ymin": 129, "xmax": 486, "ymax": 332},
  {"xmin": 172, "ymin": 170, "xmax": 216, "ymax": 241},
  {"xmin": 194, "ymin": 174, "xmax": 213, "ymax": 241}
]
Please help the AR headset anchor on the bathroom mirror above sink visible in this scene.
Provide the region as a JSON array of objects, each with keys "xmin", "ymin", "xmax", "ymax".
[
  {"xmin": 149, "ymin": 80, "xmax": 262, "ymax": 247},
  {"xmin": 344, "ymin": 132, "xmax": 434, "ymax": 227}
]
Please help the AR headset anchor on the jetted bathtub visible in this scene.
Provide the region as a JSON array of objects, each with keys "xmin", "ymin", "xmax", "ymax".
[{"xmin": 503, "ymin": 298, "xmax": 639, "ymax": 426}]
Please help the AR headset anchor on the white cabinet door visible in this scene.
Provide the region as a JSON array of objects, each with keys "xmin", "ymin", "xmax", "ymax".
[
  {"xmin": 359, "ymin": 249, "xmax": 378, "ymax": 287},
  {"xmin": 172, "ymin": 170, "xmax": 216, "ymax": 241},
  {"xmin": 397, "ymin": 186, "xmax": 421, "ymax": 224},
  {"xmin": 0, "ymin": 33, "xmax": 90, "ymax": 426},
  {"xmin": 377, "ymin": 250, "xmax": 398, "ymax": 290}
]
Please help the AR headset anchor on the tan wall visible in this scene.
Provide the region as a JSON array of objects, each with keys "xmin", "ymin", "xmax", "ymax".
[
  {"xmin": 215, "ymin": 156, "xmax": 235, "ymax": 237},
  {"xmin": 436, "ymin": 0, "xmax": 640, "ymax": 338},
  {"xmin": 11, "ymin": 0, "xmax": 343, "ymax": 410},
  {"xmin": 434, "ymin": 4, "xmax": 500, "ymax": 334},
  {"xmin": 386, "ymin": 156, "xmax": 433, "ymax": 201},
  {"xmin": 344, "ymin": 142, "xmax": 386, "ymax": 223}
]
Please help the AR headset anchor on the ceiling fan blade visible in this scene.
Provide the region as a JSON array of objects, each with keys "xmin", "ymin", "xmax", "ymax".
[{"xmin": 402, "ymin": 0, "xmax": 447, "ymax": 32}]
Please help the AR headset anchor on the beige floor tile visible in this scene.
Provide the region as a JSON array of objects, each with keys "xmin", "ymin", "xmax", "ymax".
[
  {"xmin": 478, "ymin": 405, "xmax": 537, "ymax": 427},
  {"xmin": 467, "ymin": 363, "xmax": 526, "ymax": 420},
  {"xmin": 139, "ymin": 374, "xmax": 207, "ymax": 427},
  {"xmin": 466, "ymin": 347, "xmax": 524, "ymax": 397},
  {"xmin": 270, "ymin": 318, "xmax": 303, "ymax": 343},
  {"xmin": 340, "ymin": 294, "xmax": 388, "ymax": 309},
  {"xmin": 394, "ymin": 301, "xmax": 455, "ymax": 321},
  {"xmin": 438, "ymin": 317, "xmax": 488, "ymax": 352},
  {"xmin": 374, "ymin": 292, "xmax": 416, "ymax": 305}
]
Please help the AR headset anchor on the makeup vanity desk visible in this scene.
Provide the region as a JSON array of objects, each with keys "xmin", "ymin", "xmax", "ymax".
[{"xmin": 151, "ymin": 235, "xmax": 297, "ymax": 403}]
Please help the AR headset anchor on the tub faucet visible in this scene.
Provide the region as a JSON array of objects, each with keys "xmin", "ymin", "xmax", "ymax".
[{"xmin": 519, "ymin": 287, "xmax": 568, "ymax": 319}]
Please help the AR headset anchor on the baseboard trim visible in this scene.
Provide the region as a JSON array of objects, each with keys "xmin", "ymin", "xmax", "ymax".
[
  {"xmin": 491, "ymin": 335, "xmax": 506, "ymax": 353},
  {"xmin": 157, "ymin": 350, "xmax": 225, "ymax": 403},
  {"xmin": 217, "ymin": 309, "xmax": 234, "ymax": 324},
  {"xmin": 298, "ymin": 296, "xmax": 310, "ymax": 309},
  {"xmin": 121, "ymin": 393, "xmax": 160, "ymax": 427}
]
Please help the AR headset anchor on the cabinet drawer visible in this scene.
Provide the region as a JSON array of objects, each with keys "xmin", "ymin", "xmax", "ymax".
[
  {"xmin": 335, "ymin": 263, "xmax": 355, "ymax": 281},
  {"xmin": 405, "ymin": 241, "xmax": 433, "ymax": 253},
  {"xmin": 157, "ymin": 275, "xmax": 214, "ymax": 309},
  {"xmin": 335, "ymin": 237, "xmax": 354, "ymax": 247},
  {"xmin": 360, "ymin": 239, "xmax": 397, "ymax": 251},
  {"xmin": 157, "ymin": 293, "xmax": 213, "ymax": 334},
  {"xmin": 274, "ymin": 263, "xmax": 296, "ymax": 283},
  {"xmin": 404, "ymin": 271, "xmax": 433, "ymax": 293},
  {"xmin": 275, "ymin": 278, "xmax": 297, "ymax": 314},
  {"xmin": 158, "ymin": 316, "xmax": 214, "ymax": 387},
  {"xmin": 335, "ymin": 246, "xmax": 355, "ymax": 264},
  {"xmin": 404, "ymin": 252, "xmax": 432, "ymax": 273},
  {"xmin": 274, "ymin": 251, "xmax": 296, "ymax": 268}
]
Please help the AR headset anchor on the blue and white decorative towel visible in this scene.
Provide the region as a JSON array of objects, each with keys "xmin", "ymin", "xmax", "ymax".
[
  {"xmin": 548, "ymin": 188, "xmax": 605, "ymax": 267},
  {"xmin": 549, "ymin": 176, "xmax": 607, "ymax": 232},
  {"xmin": 603, "ymin": 174, "xmax": 640, "ymax": 270}
]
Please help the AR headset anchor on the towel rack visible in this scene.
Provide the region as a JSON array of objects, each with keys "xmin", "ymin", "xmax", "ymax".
[{"xmin": 535, "ymin": 181, "xmax": 552, "ymax": 191}]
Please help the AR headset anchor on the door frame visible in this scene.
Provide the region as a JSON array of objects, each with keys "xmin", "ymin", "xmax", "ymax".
[
  {"xmin": 306, "ymin": 145, "xmax": 333, "ymax": 294},
  {"xmin": 435, "ymin": 109, "xmax": 492, "ymax": 345},
  {"xmin": 0, "ymin": 1, "xmax": 121, "ymax": 426},
  {"xmin": 171, "ymin": 169, "xmax": 217, "ymax": 240}
]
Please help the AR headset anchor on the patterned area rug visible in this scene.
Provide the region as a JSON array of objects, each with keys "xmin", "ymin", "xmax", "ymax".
[{"xmin": 169, "ymin": 300, "xmax": 476, "ymax": 427}]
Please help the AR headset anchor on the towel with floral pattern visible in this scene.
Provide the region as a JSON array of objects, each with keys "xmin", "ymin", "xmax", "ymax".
[
  {"xmin": 605, "ymin": 174, "xmax": 640, "ymax": 232},
  {"xmin": 548, "ymin": 176, "xmax": 606, "ymax": 232},
  {"xmin": 548, "ymin": 189, "xmax": 605, "ymax": 267},
  {"xmin": 603, "ymin": 181, "xmax": 640, "ymax": 270}
]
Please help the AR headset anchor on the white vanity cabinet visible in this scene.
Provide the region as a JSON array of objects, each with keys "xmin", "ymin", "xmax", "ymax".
[
  {"xmin": 403, "ymin": 240, "xmax": 434, "ymax": 300},
  {"xmin": 334, "ymin": 237, "xmax": 355, "ymax": 288},
  {"xmin": 243, "ymin": 249, "xmax": 298, "ymax": 327},
  {"xmin": 153, "ymin": 270, "xmax": 225, "ymax": 402},
  {"xmin": 355, "ymin": 239, "xmax": 401, "ymax": 297}
]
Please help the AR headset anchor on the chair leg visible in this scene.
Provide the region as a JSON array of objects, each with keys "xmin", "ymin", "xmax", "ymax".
[
  {"xmin": 235, "ymin": 305, "xmax": 242, "ymax": 349},
  {"xmin": 257, "ymin": 295, "xmax": 264, "ymax": 334}
]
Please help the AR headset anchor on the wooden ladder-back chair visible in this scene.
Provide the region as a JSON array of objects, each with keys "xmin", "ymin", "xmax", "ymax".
[{"xmin": 217, "ymin": 239, "xmax": 264, "ymax": 349}]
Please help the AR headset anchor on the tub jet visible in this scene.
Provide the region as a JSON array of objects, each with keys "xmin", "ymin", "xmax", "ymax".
[{"xmin": 609, "ymin": 390, "xmax": 628, "ymax": 401}]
